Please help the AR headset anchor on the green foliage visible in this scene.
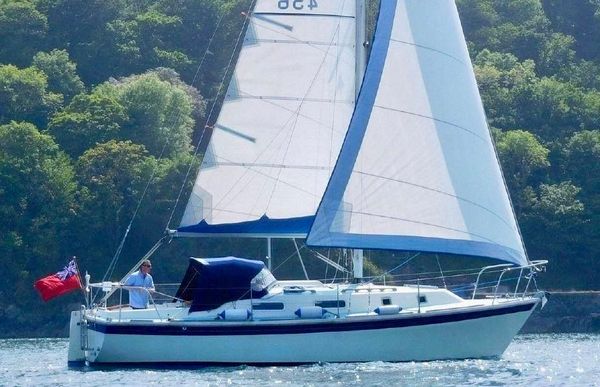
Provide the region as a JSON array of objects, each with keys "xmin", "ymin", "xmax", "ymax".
[
  {"xmin": 474, "ymin": 50, "xmax": 536, "ymax": 128},
  {"xmin": 0, "ymin": 1, "xmax": 47, "ymax": 65},
  {"xmin": 32, "ymin": 49, "xmax": 85, "ymax": 101},
  {"xmin": 496, "ymin": 130, "xmax": 549, "ymax": 185},
  {"xmin": 529, "ymin": 182, "xmax": 585, "ymax": 222},
  {"xmin": 537, "ymin": 32, "xmax": 576, "ymax": 76},
  {"xmin": 72, "ymin": 142, "xmax": 199, "ymax": 276},
  {"xmin": 106, "ymin": 9, "xmax": 189, "ymax": 75},
  {"xmin": 41, "ymin": 0, "xmax": 127, "ymax": 84},
  {"xmin": 112, "ymin": 71, "xmax": 195, "ymax": 157},
  {"xmin": 514, "ymin": 77, "xmax": 600, "ymax": 140},
  {"xmin": 457, "ymin": 0, "xmax": 550, "ymax": 59},
  {"xmin": 151, "ymin": 0, "xmax": 251, "ymax": 88},
  {"xmin": 47, "ymin": 88, "xmax": 127, "ymax": 157},
  {"xmin": 542, "ymin": 0, "xmax": 600, "ymax": 61},
  {"xmin": 75, "ymin": 140, "xmax": 156, "ymax": 257},
  {"xmin": 563, "ymin": 130, "xmax": 600, "ymax": 190},
  {"xmin": 0, "ymin": 121, "xmax": 76, "ymax": 290},
  {"xmin": 0, "ymin": 64, "xmax": 61, "ymax": 127}
]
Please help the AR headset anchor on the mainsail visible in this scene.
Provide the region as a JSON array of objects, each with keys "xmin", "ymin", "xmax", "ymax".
[
  {"xmin": 178, "ymin": 0, "xmax": 358, "ymax": 237},
  {"xmin": 307, "ymin": 0, "xmax": 528, "ymax": 266}
]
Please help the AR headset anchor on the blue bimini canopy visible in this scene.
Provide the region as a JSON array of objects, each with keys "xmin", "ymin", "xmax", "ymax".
[{"xmin": 175, "ymin": 257, "xmax": 274, "ymax": 313}]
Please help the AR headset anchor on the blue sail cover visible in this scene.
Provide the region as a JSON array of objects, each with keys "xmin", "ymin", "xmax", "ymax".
[
  {"xmin": 306, "ymin": 0, "xmax": 528, "ymax": 266},
  {"xmin": 177, "ymin": 215, "xmax": 314, "ymax": 236},
  {"xmin": 175, "ymin": 257, "xmax": 271, "ymax": 313}
]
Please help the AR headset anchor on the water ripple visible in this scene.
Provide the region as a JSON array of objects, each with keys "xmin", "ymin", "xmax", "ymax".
[{"xmin": 0, "ymin": 334, "xmax": 598, "ymax": 386}]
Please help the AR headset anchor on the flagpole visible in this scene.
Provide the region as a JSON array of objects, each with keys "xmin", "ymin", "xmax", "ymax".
[{"xmin": 71, "ymin": 256, "xmax": 87, "ymax": 300}]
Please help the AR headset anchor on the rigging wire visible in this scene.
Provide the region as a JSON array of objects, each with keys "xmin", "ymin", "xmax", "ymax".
[
  {"xmin": 102, "ymin": 129, "xmax": 172, "ymax": 283},
  {"xmin": 435, "ymin": 254, "xmax": 447, "ymax": 289},
  {"xmin": 100, "ymin": 4, "xmax": 234, "ymax": 283},
  {"xmin": 368, "ymin": 252, "xmax": 421, "ymax": 283},
  {"xmin": 263, "ymin": 16, "xmax": 345, "ymax": 212},
  {"xmin": 166, "ymin": 0, "xmax": 257, "ymax": 230},
  {"xmin": 272, "ymin": 244, "xmax": 308, "ymax": 273}
]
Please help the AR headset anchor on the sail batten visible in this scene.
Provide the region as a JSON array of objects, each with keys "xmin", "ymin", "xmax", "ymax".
[{"xmin": 306, "ymin": 0, "xmax": 528, "ymax": 265}]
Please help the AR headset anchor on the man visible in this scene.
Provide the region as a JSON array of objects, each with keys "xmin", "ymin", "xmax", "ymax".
[{"xmin": 124, "ymin": 259, "xmax": 155, "ymax": 309}]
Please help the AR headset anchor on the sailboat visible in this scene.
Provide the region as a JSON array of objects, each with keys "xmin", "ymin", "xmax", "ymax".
[{"xmin": 68, "ymin": 0, "xmax": 547, "ymax": 365}]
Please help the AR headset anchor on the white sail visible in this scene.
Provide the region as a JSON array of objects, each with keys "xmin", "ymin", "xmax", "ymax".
[
  {"xmin": 179, "ymin": 0, "xmax": 357, "ymax": 237},
  {"xmin": 307, "ymin": 0, "xmax": 527, "ymax": 265}
]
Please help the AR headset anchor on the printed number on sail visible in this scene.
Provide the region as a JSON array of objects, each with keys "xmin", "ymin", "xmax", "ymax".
[{"xmin": 278, "ymin": 0, "xmax": 318, "ymax": 10}]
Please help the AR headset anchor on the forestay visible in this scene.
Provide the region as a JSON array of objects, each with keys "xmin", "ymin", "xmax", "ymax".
[
  {"xmin": 307, "ymin": 0, "xmax": 528, "ymax": 266},
  {"xmin": 178, "ymin": 0, "xmax": 357, "ymax": 237}
]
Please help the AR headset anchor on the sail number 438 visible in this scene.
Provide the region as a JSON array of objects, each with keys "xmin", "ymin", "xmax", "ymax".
[{"xmin": 278, "ymin": 0, "xmax": 318, "ymax": 10}]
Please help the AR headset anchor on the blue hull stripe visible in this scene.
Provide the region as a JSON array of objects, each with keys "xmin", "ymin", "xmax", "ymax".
[{"xmin": 88, "ymin": 301, "xmax": 536, "ymax": 336}]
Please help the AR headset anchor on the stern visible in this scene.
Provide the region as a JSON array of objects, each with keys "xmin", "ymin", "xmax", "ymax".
[{"xmin": 67, "ymin": 309, "xmax": 85, "ymax": 366}]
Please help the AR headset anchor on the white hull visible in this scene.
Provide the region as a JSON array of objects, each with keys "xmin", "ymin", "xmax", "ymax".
[{"xmin": 73, "ymin": 299, "xmax": 538, "ymax": 364}]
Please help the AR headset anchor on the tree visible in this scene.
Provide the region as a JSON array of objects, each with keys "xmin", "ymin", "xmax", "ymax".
[
  {"xmin": 105, "ymin": 9, "xmax": 189, "ymax": 77},
  {"xmin": 0, "ymin": 121, "xmax": 76, "ymax": 292},
  {"xmin": 474, "ymin": 50, "xmax": 537, "ymax": 129},
  {"xmin": 457, "ymin": 0, "xmax": 550, "ymax": 60},
  {"xmin": 542, "ymin": 0, "xmax": 600, "ymax": 61},
  {"xmin": 74, "ymin": 140, "xmax": 156, "ymax": 260},
  {"xmin": 152, "ymin": 0, "xmax": 250, "ymax": 88},
  {"xmin": 514, "ymin": 77, "xmax": 590, "ymax": 140},
  {"xmin": 41, "ymin": 0, "xmax": 126, "ymax": 84},
  {"xmin": 0, "ymin": 1, "xmax": 48, "ymax": 65},
  {"xmin": 537, "ymin": 32, "xmax": 576, "ymax": 76},
  {"xmin": 562, "ymin": 60, "xmax": 600, "ymax": 90},
  {"xmin": 72, "ymin": 140, "xmax": 202, "ymax": 280},
  {"xmin": 563, "ymin": 130, "xmax": 600, "ymax": 190},
  {"xmin": 122, "ymin": 67, "xmax": 206, "ymax": 124},
  {"xmin": 519, "ymin": 181, "xmax": 587, "ymax": 287},
  {"xmin": 0, "ymin": 64, "xmax": 62, "ymax": 128},
  {"xmin": 47, "ymin": 88, "xmax": 127, "ymax": 157},
  {"xmin": 528, "ymin": 182, "xmax": 585, "ymax": 225},
  {"xmin": 112, "ymin": 72, "xmax": 195, "ymax": 157},
  {"xmin": 32, "ymin": 49, "xmax": 85, "ymax": 102},
  {"xmin": 496, "ymin": 130, "xmax": 550, "ymax": 212}
]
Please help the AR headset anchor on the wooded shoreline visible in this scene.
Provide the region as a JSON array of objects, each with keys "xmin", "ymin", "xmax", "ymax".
[
  {"xmin": 1, "ymin": 0, "xmax": 599, "ymax": 336},
  {"xmin": 523, "ymin": 292, "xmax": 600, "ymax": 334}
]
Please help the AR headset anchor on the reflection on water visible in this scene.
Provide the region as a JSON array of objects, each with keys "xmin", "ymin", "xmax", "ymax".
[{"xmin": 0, "ymin": 334, "xmax": 598, "ymax": 386}]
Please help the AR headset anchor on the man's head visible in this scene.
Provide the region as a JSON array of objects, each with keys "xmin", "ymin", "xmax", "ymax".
[{"xmin": 140, "ymin": 260, "xmax": 152, "ymax": 274}]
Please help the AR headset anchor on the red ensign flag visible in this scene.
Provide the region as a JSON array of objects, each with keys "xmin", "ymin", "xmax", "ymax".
[{"xmin": 34, "ymin": 259, "xmax": 82, "ymax": 302}]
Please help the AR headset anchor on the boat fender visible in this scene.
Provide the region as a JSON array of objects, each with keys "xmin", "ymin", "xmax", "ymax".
[
  {"xmin": 295, "ymin": 306, "xmax": 325, "ymax": 319},
  {"xmin": 374, "ymin": 305, "xmax": 402, "ymax": 315},
  {"xmin": 218, "ymin": 309, "xmax": 252, "ymax": 321}
]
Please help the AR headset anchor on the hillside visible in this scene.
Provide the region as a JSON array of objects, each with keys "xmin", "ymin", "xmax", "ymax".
[{"xmin": 0, "ymin": 0, "xmax": 598, "ymax": 337}]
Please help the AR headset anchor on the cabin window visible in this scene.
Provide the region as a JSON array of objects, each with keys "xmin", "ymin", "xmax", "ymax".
[
  {"xmin": 315, "ymin": 300, "xmax": 346, "ymax": 308},
  {"xmin": 419, "ymin": 295, "xmax": 427, "ymax": 304},
  {"xmin": 252, "ymin": 302, "xmax": 284, "ymax": 310},
  {"xmin": 381, "ymin": 297, "xmax": 392, "ymax": 305}
]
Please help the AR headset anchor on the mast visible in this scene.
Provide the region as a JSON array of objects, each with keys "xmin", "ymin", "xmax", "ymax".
[
  {"xmin": 352, "ymin": 0, "xmax": 367, "ymax": 280},
  {"xmin": 267, "ymin": 237, "xmax": 272, "ymax": 271},
  {"xmin": 355, "ymin": 0, "xmax": 367, "ymax": 96}
]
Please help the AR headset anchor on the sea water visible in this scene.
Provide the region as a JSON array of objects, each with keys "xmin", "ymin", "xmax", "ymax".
[{"xmin": 0, "ymin": 334, "xmax": 598, "ymax": 386}]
